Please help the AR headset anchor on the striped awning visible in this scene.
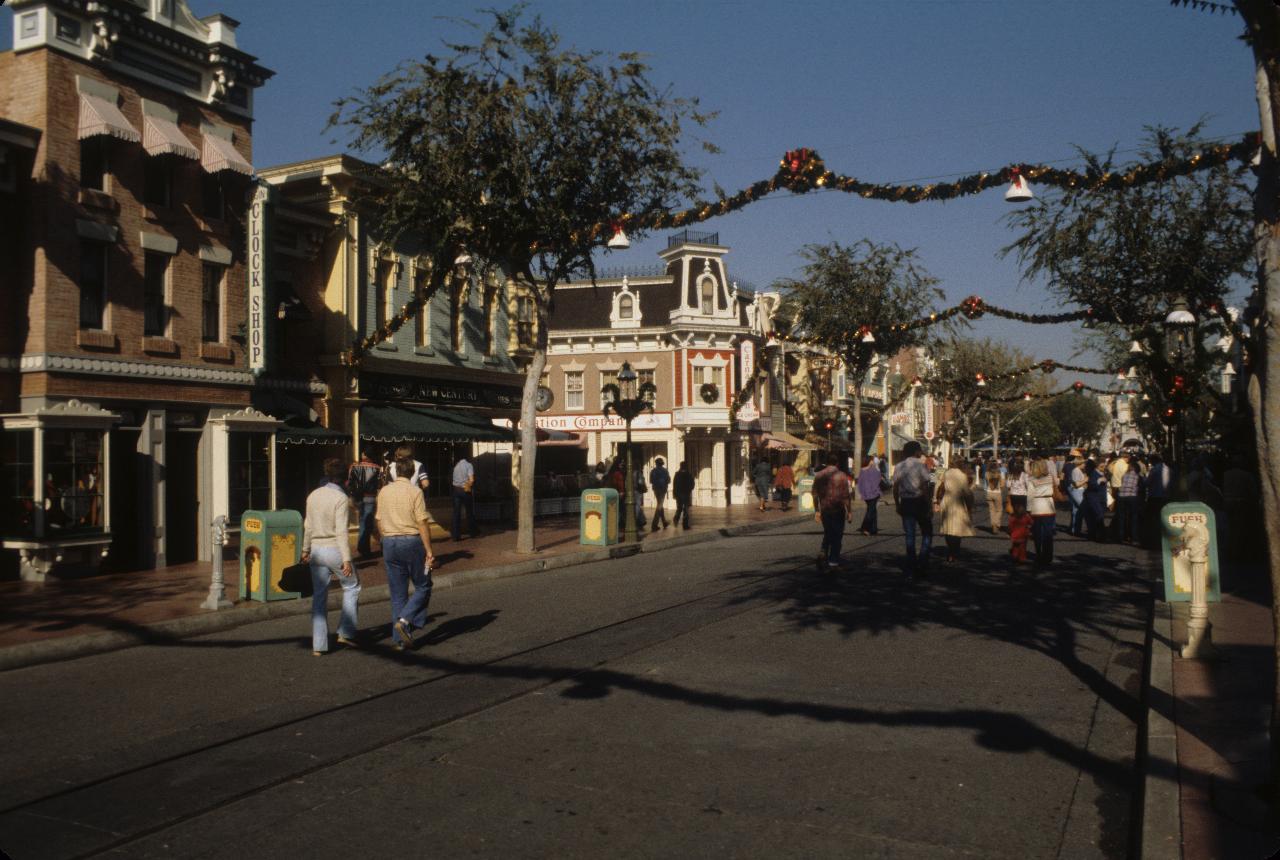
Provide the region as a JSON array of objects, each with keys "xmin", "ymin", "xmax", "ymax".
[
  {"xmin": 143, "ymin": 114, "xmax": 198, "ymax": 159},
  {"xmin": 78, "ymin": 93, "xmax": 140, "ymax": 142},
  {"xmin": 201, "ymin": 133, "xmax": 252, "ymax": 175}
]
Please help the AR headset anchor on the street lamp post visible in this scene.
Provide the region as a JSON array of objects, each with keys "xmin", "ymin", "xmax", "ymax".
[
  {"xmin": 1163, "ymin": 296, "xmax": 1197, "ymax": 500},
  {"xmin": 603, "ymin": 361, "xmax": 656, "ymax": 544}
]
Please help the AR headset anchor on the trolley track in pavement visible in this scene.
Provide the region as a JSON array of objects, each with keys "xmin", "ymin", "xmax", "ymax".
[{"xmin": 1, "ymin": 532, "xmax": 898, "ymax": 860}]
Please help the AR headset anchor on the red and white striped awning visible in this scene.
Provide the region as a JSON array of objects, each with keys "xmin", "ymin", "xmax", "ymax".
[
  {"xmin": 143, "ymin": 114, "xmax": 198, "ymax": 159},
  {"xmin": 201, "ymin": 133, "xmax": 252, "ymax": 176},
  {"xmin": 78, "ymin": 93, "xmax": 139, "ymax": 142}
]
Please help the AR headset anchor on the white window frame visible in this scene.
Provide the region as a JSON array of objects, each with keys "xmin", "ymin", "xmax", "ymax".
[{"xmin": 565, "ymin": 370, "xmax": 584, "ymax": 411}]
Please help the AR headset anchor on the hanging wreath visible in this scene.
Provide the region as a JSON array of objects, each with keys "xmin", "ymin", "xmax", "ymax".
[{"xmin": 700, "ymin": 382, "xmax": 720, "ymax": 404}]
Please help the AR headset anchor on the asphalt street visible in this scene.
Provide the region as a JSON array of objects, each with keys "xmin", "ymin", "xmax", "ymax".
[{"xmin": 0, "ymin": 511, "xmax": 1153, "ymax": 859}]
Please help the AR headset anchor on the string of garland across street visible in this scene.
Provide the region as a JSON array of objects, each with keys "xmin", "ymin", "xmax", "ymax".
[{"xmin": 342, "ymin": 133, "xmax": 1257, "ymax": 366}]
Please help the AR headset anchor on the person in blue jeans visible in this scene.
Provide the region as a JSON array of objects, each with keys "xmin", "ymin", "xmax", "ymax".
[
  {"xmin": 855, "ymin": 456, "xmax": 883, "ymax": 535},
  {"xmin": 892, "ymin": 442, "xmax": 935, "ymax": 575},
  {"xmin": 302, "ymin": 458, "xmax": 361, "ymax": 656},
  {"xmin": 348, "ymin": 449, "xmax": 382, "ymax": 557},
  {"xmin": 376, "ymin": 456, "xmax": 437, "ymax": 650}
]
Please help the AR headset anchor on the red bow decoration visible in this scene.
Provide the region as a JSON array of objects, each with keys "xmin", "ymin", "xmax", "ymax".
[{"xmin": 784, "ymin": 148, "xmax": 812, "ymax": 176}]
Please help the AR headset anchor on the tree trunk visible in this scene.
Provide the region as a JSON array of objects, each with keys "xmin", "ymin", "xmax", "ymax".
[
  {"xmin": 1240, "ymin": 14, "xmax": 1280, "ymax": 805},
  {"xmin": 515, "ymin": 299, "xmax": 549, "ymax": 554},
  {"xmin": 992, "ymin": 414, "xmax": 1001, "ymax": 462},
  {"xmin": 852, "ymin": 395, "xmax": 863, "ymax": 471}
]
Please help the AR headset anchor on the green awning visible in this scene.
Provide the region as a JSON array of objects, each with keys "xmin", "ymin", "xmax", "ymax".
[
  {"xmin": 359, "ymin": 405, "xmax": 510, "ymax": 443},
  {"xmin": 276, "ymin": 415, "xmax": 351, "ymax": 446}
]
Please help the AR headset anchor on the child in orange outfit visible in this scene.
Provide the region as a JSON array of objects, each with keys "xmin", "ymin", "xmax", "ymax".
[{"xmin": 1008, "ymin": 497, "xmax": 1032, "ymax": 562}]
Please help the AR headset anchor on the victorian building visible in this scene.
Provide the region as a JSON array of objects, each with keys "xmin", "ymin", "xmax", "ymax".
[
  {"xmin": 0, "ymin": 0, "xmax": 275, "ymax": 579},
  {"xmin": 256, "ymin": 155, "xmax": 528, "ymax": 527},
  {"xmin": 538, "ymin": 230, "xmax": 773, "ymax": 508}
]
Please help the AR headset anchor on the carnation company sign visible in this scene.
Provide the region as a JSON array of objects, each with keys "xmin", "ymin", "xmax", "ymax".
[
  {"xmin": 247, "ymin": 182, "xmax": 272, "ymax": 376},
  {"xmin": 740, "ymin": 340, "xmax": 755, "ymax": 383},
  {"xmin": 536, "ymin": 413, "xmax": 673, "ymax": 432},
  {"xmin": 889, "ymin": 412, "xmax": 911, "ymax": 426}
]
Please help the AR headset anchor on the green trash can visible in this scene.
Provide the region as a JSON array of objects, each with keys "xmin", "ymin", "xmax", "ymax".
[
  {"xmin": 579, "ymin": 488, "xmax": 619, "ymax": 546},
  {"xmin": 797, "ymin": 476, "xmax": 816, "ymax": 512},
  {"xmin": 239, "ymin": 509, "xmax": 303, "ymax": 602}
]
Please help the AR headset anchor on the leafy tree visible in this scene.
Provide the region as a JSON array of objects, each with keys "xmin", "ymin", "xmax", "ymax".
[
  {"xmin": 924, "ymin": 336, "xmax": 1032, "ymax": 459},
  {"xmin": 1002, "ymin": 407, "xmax": 1061, "ymax": 452},
  {"xmin": 330, "ymin": 8, "xmax": 711, "ymax": 552},
  {"xmin": 774, "ymin": 240, "xmax": 947, "ymax": 463},
  {"xmin": 1047, "ymin": 392, "xmax": 1108, "ymax": 449}
]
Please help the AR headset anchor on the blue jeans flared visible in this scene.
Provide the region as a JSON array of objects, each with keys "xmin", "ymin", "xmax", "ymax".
[
  {"xmin": 356, "ymin": 498, "xmax": 376, "ymax": 555},
  {"xmin": 1031, "ymin": 514, "xmax": 1056, "ymax": 567},
  {"xmin": 900, "ymin": 497, "xmax": 933, "ymax": 570},
  {"xmin": 382, "ymin": 535, "xmax": 432, "ymax": 644},
  {"xmin": 310, "ymin": 546, "xmax": 360, "ymax": 652},
  {"xmin": 820, "ymin": 508, "xmax": 846, "ymax": 564},
  {"xmin": 860, "ymin": 497, "xmax": 879, "ymax": 534}
]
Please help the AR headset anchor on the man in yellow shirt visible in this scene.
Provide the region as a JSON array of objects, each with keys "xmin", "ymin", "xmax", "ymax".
[{"xmin": 376, "ymin": 456, "xmax": 436, "ymax": 649}]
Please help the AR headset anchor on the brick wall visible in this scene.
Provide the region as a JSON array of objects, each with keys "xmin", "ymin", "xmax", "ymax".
[{"xmin": 2, "ymin": 45, "xmax": 261, "ymax": 409}]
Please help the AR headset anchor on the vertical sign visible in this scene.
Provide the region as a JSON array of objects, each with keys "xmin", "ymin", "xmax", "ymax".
[
  {"xmin": 247, "ymin": 181, "xmax": 271, "ymax": 376},
  {"xmin": 740, "ymin": 339, "xmax": 755, "ymax": 383}
]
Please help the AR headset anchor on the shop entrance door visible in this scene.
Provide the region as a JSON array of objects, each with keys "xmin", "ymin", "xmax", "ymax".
[
  {"xmin": 106, "ymin": 428, "xmax": 142, "ymax": 572},
  {"xmin": 165, "ymin": 431, "xmax": 200, "ymax": 565}
]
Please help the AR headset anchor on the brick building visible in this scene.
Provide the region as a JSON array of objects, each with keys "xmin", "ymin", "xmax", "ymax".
[{"xmin": 0, "ymin": 0, "xmax": 274, "ymax": 579}]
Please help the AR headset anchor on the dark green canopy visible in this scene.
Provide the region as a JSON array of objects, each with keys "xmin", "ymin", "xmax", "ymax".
[{"xmin": 359, "ymin": 405, "xmax": 510, "ymax": 443}]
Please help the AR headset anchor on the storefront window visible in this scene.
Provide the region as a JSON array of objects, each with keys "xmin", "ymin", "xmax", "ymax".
[
  {"xmin": 229, "ymin": 432, "xmax": 272, "ymax": 521},
  {"xmin": 44, "ymin": 429, "xmax": 104, "ymax": 534},
  {"xmin": 1, "ymin": 430, "xmax": 35, "ymax": 538}
]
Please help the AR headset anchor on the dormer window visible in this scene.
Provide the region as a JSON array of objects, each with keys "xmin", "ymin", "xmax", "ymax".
[
  {"xmin": 609, "ymin": 277, "xmax": 641, "ymax": 329},
  {"xmin": 619, "ymin": 294, "xmax": 634, "ymax": 320},
  {"xmin": 700, "ymin": 281, "xmax": 715, "ymax": 315}
]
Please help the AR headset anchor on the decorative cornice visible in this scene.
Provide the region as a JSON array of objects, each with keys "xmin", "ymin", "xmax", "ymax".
[{"xmin": 3, "ymin": 354, "xmax": 326, "ymax": 394}]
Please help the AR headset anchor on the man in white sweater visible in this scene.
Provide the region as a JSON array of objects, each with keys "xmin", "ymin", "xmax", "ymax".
[{"xmin": 301, "ymin": 458, "xmax": 359, "ymax": 655}]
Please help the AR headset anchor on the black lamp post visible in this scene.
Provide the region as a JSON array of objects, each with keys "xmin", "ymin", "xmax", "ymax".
[
  {"xmin": 1163, "ymin": 295, "xmax": 1196, "ymax": 499},
  {"xmin": 603, "ymin": 361, "xmax": 656, "ymax": 543}
]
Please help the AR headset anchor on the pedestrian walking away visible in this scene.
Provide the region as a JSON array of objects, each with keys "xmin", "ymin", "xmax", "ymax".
[
  {"xmin": 935, "ymin": 456, "xmax": 975, "ymax": 563},
  {"xmin": 774, "ymin": 461, "xmax": 796, "ymax": 512},
  {"xmin": 302, "ymin": 457, "xmax": 360, "ymax": 656},
  {"xmin": 1066, "ymin": 453, "xmax": 1087, "ymax": 536},
  {"xmin": 984, "ymin": 465, "xmax": 1005, "ymax": 534},
  {"xmin": 672, "ymin": 461, "xmax": 694, "ymax": 529},
  {"xmin": 752, "ymin": 458, "xmax": 773, "ymax": 512},
  {"xmin": 1082, "ymin": 458, "xmax": 1109, "ymax": 543},
  {"xmin": 347, "ymin": 448, "xmax": 383, "ymax": 558},
  {"xmin": 812, "ymin": 460, "xmax": 853, "ymax": 571},
  {"xmin": 892, "ymin": 441, "xmax": 935, "ymax": 575},
  {"xmin": 377, "ymin": 455, "xmax": 437, "ymax": 650},
  {"xmin": 451, "ymin": 453, "xmax": 478, "ymax": 541},
  {"xmin": 1115, "ymin": 452, "xmax": 1142, "ymax": 544},
  {"xmin": 1027, "ymin": 457, "xmax": 1061, "ymax": 567},
  {"xmin": 648, "ymin": 457, "xmax": 670, "ymax": 531},
  {"xmin": 1005, "ymin": 459, "xmax": 1028, "ymax": 519},
  {"xmin": 855, "ymin": 455, "xmax": 884, "ymax": 535},
  {"xmin": 1008, "ymin": 497, "xmax": 1032, "ymax": 562}
]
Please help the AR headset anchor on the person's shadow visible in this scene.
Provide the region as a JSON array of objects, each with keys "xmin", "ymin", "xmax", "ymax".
[{"xmin": 422, "ymin": 609, "xmax": 501, "ymax": 645}]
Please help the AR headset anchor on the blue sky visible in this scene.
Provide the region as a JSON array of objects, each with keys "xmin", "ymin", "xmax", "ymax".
[{"xmin": 2, "ymin": 1, "xmax": 1258, "ymax": 381}]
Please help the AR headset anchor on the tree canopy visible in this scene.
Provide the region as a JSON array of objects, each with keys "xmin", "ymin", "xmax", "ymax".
[{"xmin": 329, "ymin": 7, "xmax": 713, "ymax": 552}]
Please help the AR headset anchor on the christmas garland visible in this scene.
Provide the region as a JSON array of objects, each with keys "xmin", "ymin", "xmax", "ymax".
[
  {"xmin": 977, "ymin": 382, "xmax": 1140, "ymax": 404},
  {"xmin": 343, "ymin": 134, "xmax": 1256, "ymax": 366}
]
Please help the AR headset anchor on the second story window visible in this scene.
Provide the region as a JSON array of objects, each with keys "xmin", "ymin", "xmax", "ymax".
[
  {"xmin": 144, "ymin": 157, "xmax": 171, "ymax": 209},
  {"xmin": 202, "ymin": 263, "xmax": 223, "ymax": 342},
  {"xmin": 374, "ymin": 261, "xmax": 391, "ymax": 330},
  {"xmin": 79, "ymin": 138, "xmax": 108, "ymax": 192},
  {"xmin": 516, "ymin": 294, "xmax": 534, "ymax": 348},
  {"xmin": 450, "ymin": 277, "xmax": 466, "ymax": 353},
  {"xmin": 143, "ymin": 252, "xmax": 169, "ymax": 337},
  {"xmin": 414, "ymin": 268, "xmax": 431, "ymax": 348},
  {"xmin": 483, "ymin": 286, "xmax": 497, "ymax": 356},
  {"xmin": 600, "ymin": 369, "xmax": 618, "ymax": 406},
  {"xmin": 565, "ymin": 370, "xmax": 584, "ymax": 410},
  {"xmin": 79, "ymin": 240, "xmax": 108, "ymax": 330},
  {"xmin": 201, "ymin": 172, "xmax": 224, "ymax": 221},
  {"xmin": 638, "ymin": 368, "xmax": 655, "ymax": 402}
]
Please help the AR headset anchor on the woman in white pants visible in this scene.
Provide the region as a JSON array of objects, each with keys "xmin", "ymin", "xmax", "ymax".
[{"xmin": 301, "ymin": 457, "xmax": 361, "ymax": 655}]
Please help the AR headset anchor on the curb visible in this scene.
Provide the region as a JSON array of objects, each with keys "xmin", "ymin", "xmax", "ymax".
[
  {"xmin": 1141, "ymin": 599, "xmax": 1181, "ymax": 859},
  {"xmin": 0, "ymin": 512, "xmax": 811, "ymax": 673}
]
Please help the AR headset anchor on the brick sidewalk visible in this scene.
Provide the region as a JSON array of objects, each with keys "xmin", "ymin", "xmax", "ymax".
[
  {"xmin": 0, "ymin": 503, "xmax": 800, "ymax": 651},
  {"xmin": 1167, "ymin": 562, "xmax": 1280, "ymax": 859}
]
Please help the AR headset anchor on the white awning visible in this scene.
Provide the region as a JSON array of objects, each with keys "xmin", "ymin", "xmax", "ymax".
[
  {"xmin": 201, "ymin": 133, "xmax": 252, "ymax": 176},
  {"xmin": 143, "ymin": 115, "xmax": 198, "ymax": 159},
  {"xmin": 78, "ymin": 93, "xmax": 140, "ymax": 143}
]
